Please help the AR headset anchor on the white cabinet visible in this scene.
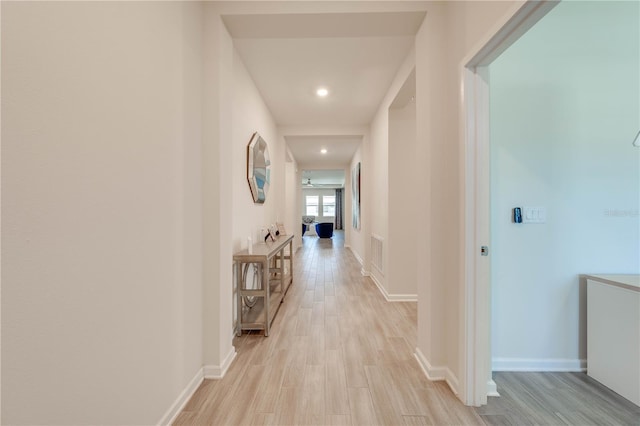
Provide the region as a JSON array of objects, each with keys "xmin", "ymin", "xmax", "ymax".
[{"xmin": 586, "ymin": 274, "xmax": 640, "ymax": 406}]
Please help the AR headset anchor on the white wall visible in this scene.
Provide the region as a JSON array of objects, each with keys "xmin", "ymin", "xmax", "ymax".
[
  {"xmin": 490, "ymin": 0, "xmax": 640, "ymax": 370},
  {"xmin": 201, "ymin": 3, "xmax": 235, "ymax": 383},
  {"xmin": 414, "ymin": 0, "xmax": 520, "ymax": 393},
  {"xmin": 369, "ymin": 101, "xmax": 390, "ymax": 284},
  {"xmin": 296, "ymin": 166, "xmax": 304, "ymax": 250},
  {"xmin": 2, "ymin": 2, "xmax": 204, "ymax": 424},
  {"xmin": 231, "ymin": 49, "xmax": 280, "ymax": 250},
  {"xmin": 367, "ymin": 48, "xmax": 416, "ymax": 296},
  {"xmin": 229, "ymin": 47, "xmax": 283, "ymax": 338},
  {"xmin": 388, "ymin": 97, "xmax": 417, "ymax": 297},
  {"xmin": 284, "ymin": 156, "xmax": 299, "ymax": 249}
]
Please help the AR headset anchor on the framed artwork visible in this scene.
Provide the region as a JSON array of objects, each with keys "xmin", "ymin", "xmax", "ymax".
[
  {"xmin": 247, "ymin": 132, "xmax": 270, "ymax": 203},
  {"xmin": 352, "ymin": 162, "xmax": 361, "ymax": 229}
]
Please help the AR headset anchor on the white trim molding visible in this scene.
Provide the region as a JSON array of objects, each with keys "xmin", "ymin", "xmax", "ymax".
[
  {"xmin": 415, "ymin": 348, "xmax": 460, "ymax": 396},
  {"xmin": 158, "ymin": 368, "xmax": 204, "ymax": 426},
  {"xmin": 460, "ymin": 0, "xmax": 560, "ymax": 407},
  {"xmin": 349, "ymin": 246, "xmax": 364, "ymax": 267},
  {"xmin": 487, "ymin": 379, "xmax": 500, "ymax": 397},
  {"xmin": 348, "ymin": 246, "xmax": 370, "ymax": 277},
  {"xmin": 159, "ymin": 348, "xmax": 237, "ymax": 425},
  {"xmin": 492, "ymin": 358, "xmax": 587, "ymax": 372},
  {"xmin": 369, "ymin": 274, "xmax": 417, "ymax": 302},
  {"xmin": 204, "ymin": 347, "xmax": 237, "ymax": 379}
]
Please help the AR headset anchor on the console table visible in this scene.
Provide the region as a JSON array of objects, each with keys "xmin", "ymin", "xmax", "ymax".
[{"xmin": 234, "ymin": 234, "xmax": 294, "ymax": 336}]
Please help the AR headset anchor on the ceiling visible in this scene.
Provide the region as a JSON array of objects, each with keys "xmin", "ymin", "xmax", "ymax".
[
  {"xmin": 223, "ymin": 8, "xmax": 425, "ymax": 167},
  {"xmin": 285, "ymin": 135, "xmax": 361, "ymax": 167},
  {"xmin": 232, "ymin": 36, "xmax": 415, "ymax": 126},
  {"xmin": 301, "ymin": 170, "xmax": 346, "ymax": 188}
]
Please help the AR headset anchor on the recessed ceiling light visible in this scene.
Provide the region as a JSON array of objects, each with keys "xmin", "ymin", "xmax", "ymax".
[
  {"xmin": 316, "ymin": 88, "xmax": 329, "ymax": 97},
  {"xmin": 321, "ymin": 149, "xmax": 327, "ymax": 154}
]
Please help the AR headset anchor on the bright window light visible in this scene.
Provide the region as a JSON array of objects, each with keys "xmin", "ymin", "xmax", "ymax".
[
  {"xmin": 305, "ymin": 195, "xmax": 319, "ymax": 216},
  {"xmin": 323, "ymin": 195, "xmax": 335, "ymax": 217}
]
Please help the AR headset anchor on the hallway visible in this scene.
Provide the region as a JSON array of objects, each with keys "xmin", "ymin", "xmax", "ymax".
[
  {"xmin": 174, "ymin": 233, "xmax": 484, "ymax": 425},
  {"xmin": 175, "ymin": 235, "xmax": 640, "ymax": 425},
  {"xmin": 4, "ymin": 2, "xmax": 639, "ymax": 423}
]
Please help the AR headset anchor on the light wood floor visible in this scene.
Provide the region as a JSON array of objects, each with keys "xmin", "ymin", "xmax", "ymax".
[
  {"xmin": 174, "ymin": 231, "xmax": 483, "ymax": 425},
  {"xmin": 478, "ymin": 372, "xmax": 640, "ymax": 426},
  {"xmin": 174, "ymin": 231, "xmax": 640, "ymax": 425}
]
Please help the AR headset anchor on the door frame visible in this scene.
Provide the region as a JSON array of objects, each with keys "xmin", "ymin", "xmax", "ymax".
[{"xmin": 460, "ymin": 0, "xmax": 560, "ymax": 406}]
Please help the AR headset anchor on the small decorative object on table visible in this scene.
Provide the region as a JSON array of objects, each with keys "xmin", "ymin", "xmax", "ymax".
[
  {"xmin": 265, "ymin": 229, "xmax": 275, "ymax": 242},
  {"xmin": 276, "ymin": 222, "xmax": 287, "ymax": 235}
]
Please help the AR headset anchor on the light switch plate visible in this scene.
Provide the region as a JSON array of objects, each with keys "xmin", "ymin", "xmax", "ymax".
[{"xmin": 523, "ymin": 206, "xmax": 546, "ymax": 224}]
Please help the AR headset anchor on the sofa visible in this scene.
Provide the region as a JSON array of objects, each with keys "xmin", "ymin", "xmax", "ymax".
[{"xmin": 315, "ymin": 222, "xmax": 334, "ymax": 238}]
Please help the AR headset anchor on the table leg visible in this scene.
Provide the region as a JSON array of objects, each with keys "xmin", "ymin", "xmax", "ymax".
[
  {"xmin": 289, "ymin": 240, "xmax": 293, "ymax": 286},
  {"xmin": 236, "ymin": 261, "xmax": 242, "ymax": 337},
  {"xmin": 280, "ymin": 248, "xmax": 285, "ymax": 300},
  {"xmin": 264, "ymin": 259, "xmax": 270, "ymax": 337}
]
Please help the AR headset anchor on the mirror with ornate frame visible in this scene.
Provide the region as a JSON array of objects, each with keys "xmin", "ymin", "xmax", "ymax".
[{"xmin": 247, "ymin": 132, "xmax": 270, "ymax": 203}]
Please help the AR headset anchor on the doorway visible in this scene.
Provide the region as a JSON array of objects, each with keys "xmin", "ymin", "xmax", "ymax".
[
  {"xmin": 301, "ymin": 169, "xmax": 346, "ymax": 240},
  {"xmin": 464, "ymin": 0, "xmax": 640, "ymax": 407},
  {"xmin": 489, "ymin": 0, "xmax": 639, "ymax": 374}
]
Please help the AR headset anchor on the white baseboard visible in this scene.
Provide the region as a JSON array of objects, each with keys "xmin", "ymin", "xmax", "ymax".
[
  {"xmin": 158, "ymin": 368, "xmax": 204, "ymax": 426},
  {"xmin": 414, "ymin": 348, "xmax": 459, "ymax": 396},
  {"xmin": 371, "ymin": 266, "xmax": 383, "ymax": 281},
  {"xmin": 369, "ymin": 273, "xmax": 417, "ymax": 302},
  {"xmin": 487, "ymin": 379, "xmax": 500, "ymax": 397},
  {"xmin": 347, "ymin": 247, "xmax": 372, "ymax": 277},
  {"xmin": 387, "ymin": 294, "xmax": 418, "ymax": 302},
  {"xmin": 349, "ymin": 247, "xmax": 363, "ymax": 266},
  {"xmin": 347, "ymin": 246, "xmax": 416, "ymax": 302},
  {"xmin": 492, "ymin": 357, "xmax": 586, "ymax": 372},
  {"xmin": 369, "ymin": 272, "xmax": 384, "ymax": 293},
  {"xmin": 159, "ymin": 348, "xmax": 237, "ymax": 425},
  {"xmin": 204, "ymin": 347, "xmax": 237, "ymax": 379}
]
